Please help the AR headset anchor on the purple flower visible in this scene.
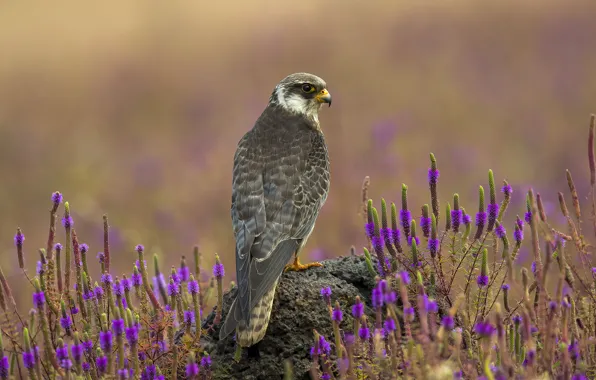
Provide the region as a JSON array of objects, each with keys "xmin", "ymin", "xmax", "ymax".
[
  {"xmin": 60, "ymin": 359, "xmax": 73, "ymax": 370},
  {"xmin": 514, "ymin": 229, "xmax": 523, "ymax": 243},
  {"xmin": 572, "ymin": 374, "xmax": 588, "ymax": 380},
  {"xmin": 82, "ymin": 362, "xmax": 90, "ymax": 372},
  {"xmin": 178, "ymin": 266, "xmax": 190, "ymax": 282},
  {"xmin": 474, "ymin": 320, "xmax": 495, "ymax": 337},
  {"xmin": 400, "ymin": 209, "xmax": 412, "ymax": 231},
  {"xmin": 358, "ymin": 326, "xmax": 370, "ymax": 340},
  {"xmin": 420, "ymin": 216, "xmax": 431, "ymax": 237},
  {"xmin": 70, "ymin": 305, "xmax": 79, "ymax": 315},
  {"xmin": 371, "ymin": 236, "xmax": 383, "ymax": 253},
  {"xmin": 113, "ymin": 282, "xmax": 124, "ymax": 297},
  {"xmin": 344, "ymin": 333, "xmax": 355, "ymax": 347},
  {"xmin": 71, "ymin": 344, "xmax": 83, "ymax": 363},
  {"xmin": 501, "ymin": 184, "xmax": 513, "ymax": 197},
  {"xmin": 94, "ymin": 285, "xmax": 104, "ymax": 299},
  {"xmin": 512, "ymin": 315, "xmax": 522, "ymax": 324},
  {"xmin": 96, "ymin": 252, "xmax": 105, "ymax": 263},
  {"xmin": 126, "ymin": 326, "xmax": 139, "ymax": 345},
  {"xmin": 372, "ymin": 287, "xmax": 383, "ymax": 308},
  {"xmin": 364, "ymin": 223, "xmax": 374, "ymax": 238},
  {"xmin": 82, "ymin": 339, "xmax": 93, "ymax": 353},
  {"xmin": 171, "ymin": 271, "xmax": 181, "ymax": 285},
  {"xmin": 62, "ymin": 216, "xmax": 74, "ymax": 228},
  {"xmin": 80, "ymin": 243, "xmax": 89, "ymax": 253},
  {"xmin": 36, "ymin": 261, "xmax": 43, "ymax": 275},
  {"xmin": 54, "ymin": 243, "xmax": 62, "ymax": 251},
  {"xmin": 380, "ymin": 227, "xmax": 390, "ymax": 240},
  {"xmin": 320, "ymin": 287, "xmax": 332, "ymax": 302},
  {"xmin": 14, "ymin": 232, "xmax": 24, "ymax": 246},
  {"xmin": 442, "ymin": 316, "xmax": 454, "ymax": 330},
  {"xmin": 391, "ymin": 228, "xmax": 401, "ymax": 246},
  {"xmin": 332, "ymin": 305, "xmax": 343, "ymax": 322},
  {"xmin": 99, "ymin": 331, "xmax": 113, "ymax": 352},
  {"xmin": 168, "ymin": 282, "xmax": 179, "ymax": 297},
  {"xmin": 132, "ymin": 272, "xmax": 142, "ymax": 286},
  {"xmin": 23, "ymin": 350, "xmax": 35, "ymax": 369},
  {"xmin": 184, "ymin": 310, "xmax": 195, "ymax": 325},
  {"xmin": 501, "ymin": 284, "xmax": 510, "ymax": 291},
  {"xmin": 101, "ymin": 273, "xmax": 113, "ymax": 285},
  {"xmin": 384, "ymin": 317, "xmax": 396, "ymax": 332},
  {"xmin": 118, "ymin": 368, "xmax": 129, "ymax": 379},
  {"xmin": 404, "ymin": 307, "xmax": 415, "ymax": 317},
  {"xmin": 52, "ymin": 192, "xmax": 63, "ymax": 205},
  {"xmin": 428, "ymin": 238, "xmax": 439, "ymax": 257},
  {"xmin": 83, "ymin": 290, "xmax": 94, "ymax": 301},
  {"xmin": 524, "ymin": 211, "xmax": 532, "ymax": 224},
  {"xmin": 495, "ymin": 224, "xmax": 506, "ymax": 239},
  {"xmin": 477, "ymin": 275, "xmax": 489, "ymax": 287},
  {"xmin": 121, "ymin": 278, "xmax": 131, "ymax": 292},
  {"xmin": 135, "ymin": 244, "xmax": 144, "ymax": 252},
  {"xmin": 56, "ymin": 344, "xmax": 69, "ymax": 361},
  {"xmin": 399, "ymin": 271, "xmax": 411, "ymax": 285},
  {"xmin": 462, "ymin": 213, "xmax": 472, "ymax": 225},
  {"xmin": 33, "ymin": 291, "xmax": 45, "ymax": 308},
  {"xmin": 311, "ymin": 336, "xmax": 331, "ymax": 356},
  {"xmin": 200, "ymin": 355, "xmax": 212, "ymax": 368},
  {"xmin": 213, "ymin": 262, "xmax": 225, "ymax": 279},
  {"xmin": 112, "ymin": 319, "xmax": 125, "ymax": 335},
  {"xmin": 188, "ymin": 280, "xmax": 199, "ymax": 294},
  {"xmin": 453, "ymin": 370, "xmax": 463, "ymax": 379},
  {"xmin": 487, "ymin": 203, "xmax": 499, "ymax": 223},
  {"xmin": 548, "ymin": 301, "xmax": 557, "ymax": 313},
  {"xmin": 186, "ymin": 361, "xmax": 200, "ymax": 378},
  {"xmin": 384, "ymin": 291, "xmax": 397, "ymax": 304},
  {"xmin": 96, "ymin": 356, "xmax": 108, "ymax": 374},
  {"xmin": 451, "ymin": 209, "xmax": 462, "ymax": 232},
  {"xmin": 428, "ymin": 168, "xmax": 440, "ymax": 185},
  {"xmin": 475, "ymin": 211, "xmax": 487, "ymax": 227},
  {"xmin": 322, "ymin": 374, "xmax": 331, "ymax": 380},
  {"xmin": 427, "ymin": 299, "xmax": 438, "ymax": 313},
  {"xmin": 142, "ymin": 365, "xmax": 156, "ymax": 380},
  {"xmin": 352, "ymin": 300, "xmax": 364, "ymax": 319},
  {"xmin": 60, "ymin": 315, "xmax": 72, "ymax": 330},
  {"xmin": 407, "ymin": 235, "xmax": 420, "ymax": 246},
  {"xmin": 0, "ymin": 356, "xmax": 8, "ymax": 379}
]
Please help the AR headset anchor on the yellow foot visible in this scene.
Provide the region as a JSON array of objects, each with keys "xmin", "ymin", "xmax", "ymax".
[{"xmin": 283, "ymin": 257, "xmax": 323, "ymax": 272}]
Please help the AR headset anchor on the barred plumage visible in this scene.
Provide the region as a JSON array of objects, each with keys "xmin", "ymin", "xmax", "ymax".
[{"xmin": 220, "ymin": 73, "xmax": 332, "ymax": 346}]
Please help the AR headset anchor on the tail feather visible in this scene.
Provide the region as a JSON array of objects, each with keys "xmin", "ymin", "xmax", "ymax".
[{"xmin": 219, "ymin": 279, "xmax": 279, "ymax": 347}]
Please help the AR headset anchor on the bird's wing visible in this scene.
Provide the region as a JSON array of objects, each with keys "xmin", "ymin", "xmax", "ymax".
[
  {"xmin": 231, "ymin": 131, "xmax": 267, "ymax": 324},
  {"xmin": 244, "ymin": 126, "xmax": 330, "ymax": 314}
]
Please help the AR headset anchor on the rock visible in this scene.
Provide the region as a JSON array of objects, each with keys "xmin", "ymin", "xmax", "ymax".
[{"xmin": 201, "ymin": 255, "xmax": 379, "ymax": 380}]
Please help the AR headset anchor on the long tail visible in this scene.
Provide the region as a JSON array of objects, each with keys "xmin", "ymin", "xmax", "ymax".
[{"xmin": 219, "ymin": 279, "xmax": 279, "ymax": 347}]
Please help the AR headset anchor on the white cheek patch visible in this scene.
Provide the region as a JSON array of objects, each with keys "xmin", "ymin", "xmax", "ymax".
[
  {"xmin": 273, "ymin": 85, "xmax": 319, "ymax": 124},
  {"xmin": 284, "ymin": 94, "xmax": 310, "ymax": 115}
]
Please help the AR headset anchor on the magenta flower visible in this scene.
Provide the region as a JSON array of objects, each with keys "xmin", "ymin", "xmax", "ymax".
[{"xmin": 212, "ymin": 262, "xmax": 225, "ymax": 279}]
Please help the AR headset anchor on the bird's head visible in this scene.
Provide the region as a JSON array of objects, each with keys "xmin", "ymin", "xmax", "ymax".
[{"xmin": 269, "ymin": 72, "xmax": 332, "ymax": 120}]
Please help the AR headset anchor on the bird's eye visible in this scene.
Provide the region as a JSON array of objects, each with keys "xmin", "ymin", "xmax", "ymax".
[{"xmin": 301, "ymin": 83, "xmax": 315, "ymax": 93}]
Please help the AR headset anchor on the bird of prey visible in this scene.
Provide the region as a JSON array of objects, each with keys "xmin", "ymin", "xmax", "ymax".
[{"xmin": 219, "ymin": 72, "xmax": 332, "ymax": 348}]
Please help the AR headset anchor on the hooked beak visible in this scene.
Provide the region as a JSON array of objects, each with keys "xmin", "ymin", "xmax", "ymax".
[{"xmin": 315, "ymin": 88, "xmax": 332, "ymax": 107}]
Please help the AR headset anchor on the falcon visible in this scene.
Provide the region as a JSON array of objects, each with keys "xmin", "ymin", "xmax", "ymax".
[{"xmin": 219, "ymin": 72, "xmax": 332, "ymax": 348}]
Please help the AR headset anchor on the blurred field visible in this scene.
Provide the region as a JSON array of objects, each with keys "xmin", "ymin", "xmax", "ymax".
[{"xmin": 1, "ymin": 0, "xmax": 596, "ymax": 301}]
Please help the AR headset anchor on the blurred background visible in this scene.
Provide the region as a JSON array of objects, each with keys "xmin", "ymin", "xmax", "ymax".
[{"xmin": 1, "ymin": 0, "xmax": 596, "ymax": 303}]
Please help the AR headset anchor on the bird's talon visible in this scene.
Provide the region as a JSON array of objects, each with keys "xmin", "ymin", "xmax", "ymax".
[{"xmin": 284, "ymin": 258, "xmax": 323, "ymax": 272}]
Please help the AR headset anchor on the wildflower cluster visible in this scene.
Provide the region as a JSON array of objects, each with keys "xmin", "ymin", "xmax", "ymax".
[
  {"xmin": 309, "ymin": 116, "xmax": 596, "ymax": 379},
  {"xmin": 0, "ymin": 194, "xmax": 221, "ymax": 379}
]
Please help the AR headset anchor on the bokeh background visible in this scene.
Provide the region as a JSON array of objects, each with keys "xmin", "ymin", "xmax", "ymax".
[{"xmin": 1, "ymin": 0, "xmax": 596, "ymax": 303}]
